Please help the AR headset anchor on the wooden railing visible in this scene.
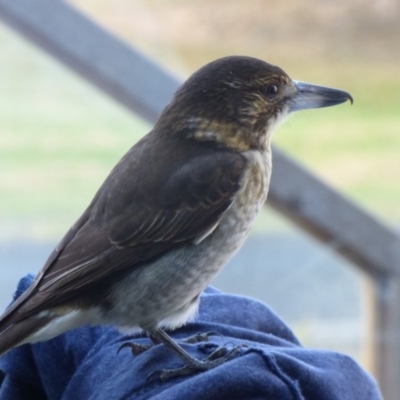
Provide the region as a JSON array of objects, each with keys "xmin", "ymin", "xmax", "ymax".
[{"xmin": 0, "ymin": 0, "xmax": 399, "ymax": 398}]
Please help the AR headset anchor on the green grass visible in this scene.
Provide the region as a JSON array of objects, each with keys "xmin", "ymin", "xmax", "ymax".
[
  {"xmin": 0, "ymin": 25, "xmax": 149, "ymax": 237},
  {"xmin": 0, "ymin": 24, "xmax": 399, "ymax": 240}
]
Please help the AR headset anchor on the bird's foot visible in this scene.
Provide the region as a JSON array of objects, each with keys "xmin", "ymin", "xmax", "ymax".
[
  {"xmin": 148, "ymin": 345, "xmax": 242, "ymax": 381},
  {"xmin": 181, "ymin": 331, "xmax": 222, "ymax": 344},
  {"xmin": 118, "ymin": 341, "xmax": 153, "ymax": 356}
]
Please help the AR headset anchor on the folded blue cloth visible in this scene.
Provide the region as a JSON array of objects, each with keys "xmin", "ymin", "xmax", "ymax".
[{"xmin": 0, "ymin": 274, "xmax": 382, "ymax": 399}]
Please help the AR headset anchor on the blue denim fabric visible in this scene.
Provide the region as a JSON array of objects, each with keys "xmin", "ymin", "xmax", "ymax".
[{"xmin": 0, "ymin": 275, "xmax": 382, "ymax": 400}]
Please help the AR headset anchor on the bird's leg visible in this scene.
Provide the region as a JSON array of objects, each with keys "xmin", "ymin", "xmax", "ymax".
[
  {"xmin": 147, "ymin": 328, "xmax": 242, "ymax": 381},
  {"xmin": 149, "ymin": 333, "xmax": 161, "ymax": 344},
  {"xmin": 117, "ymin": 330, "xmax": 219, "ymax": 356}
]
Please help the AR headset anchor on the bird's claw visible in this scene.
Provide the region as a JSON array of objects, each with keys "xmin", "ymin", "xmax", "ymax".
[
  {"xmin": 147, "ymin": 345, "xmax": 242, "ymax": 381},
  {"xmin": 181, "ymin": 331, "xmax": 223, "ymax": 344},
  {"xmin": 117, "ymin": 341, "xmax": 152, "ymax": 356}
]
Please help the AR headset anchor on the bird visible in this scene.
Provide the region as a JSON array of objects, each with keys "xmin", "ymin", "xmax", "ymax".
[{"xmin": 0, "ymin": 56, "xmax": 353, "ymax": 379}]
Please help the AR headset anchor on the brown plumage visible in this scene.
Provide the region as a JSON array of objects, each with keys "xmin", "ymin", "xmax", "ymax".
[{"xmin": 0, "ymin": 56, "xmax": 352, "ymax": 379}]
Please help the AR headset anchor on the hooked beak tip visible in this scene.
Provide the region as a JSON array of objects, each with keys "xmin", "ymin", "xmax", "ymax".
[
  {"xmin": 348, "ymin": 94, "xmax": 354, "ymax": 105},
  {"xmin": 290, "ymin": 81, "xmax": 353, "ymax": 112}
]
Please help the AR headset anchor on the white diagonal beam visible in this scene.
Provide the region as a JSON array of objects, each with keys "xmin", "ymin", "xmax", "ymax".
[
  {"xmin": 0, "ymin": 0, "xmax": 179, "ymax": 121},
  {"xmin": 269, "ymin": 149, "xmax": 400, "ymax": 277}
]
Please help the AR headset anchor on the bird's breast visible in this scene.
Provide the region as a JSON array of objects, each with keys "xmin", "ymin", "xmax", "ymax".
[{"xmin": 208, "ymin": 148, "xmax": 271, "ymax": 254}]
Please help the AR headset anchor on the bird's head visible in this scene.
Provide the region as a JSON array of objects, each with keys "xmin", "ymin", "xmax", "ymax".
[{"xmin": 156, "ymin": 56, "xmax": 353, "ymax": 152}]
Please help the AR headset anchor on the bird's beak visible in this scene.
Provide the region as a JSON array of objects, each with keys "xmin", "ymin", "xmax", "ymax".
[{"xmin": 289, "ymin": 81, "xmax": 353, "ymax": 112}]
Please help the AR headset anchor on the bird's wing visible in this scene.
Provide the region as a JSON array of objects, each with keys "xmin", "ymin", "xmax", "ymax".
[{"xmin": 13, "ymin": 135, "xmax": 247, "ymax": 317}]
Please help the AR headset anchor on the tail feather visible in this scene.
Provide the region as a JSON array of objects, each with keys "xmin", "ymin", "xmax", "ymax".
[{"xmin": 0, "ymin": 314, "xmax": 53, "ymax": 357}]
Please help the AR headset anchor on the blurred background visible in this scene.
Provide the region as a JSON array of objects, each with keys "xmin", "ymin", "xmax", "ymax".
[{"xmin": 0, "ymin": 0, "xmax": 399, "ymax": 378}]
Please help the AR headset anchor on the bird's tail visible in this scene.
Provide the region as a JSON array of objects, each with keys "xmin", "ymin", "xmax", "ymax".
[{"xmin": 0, "ymin": 311, "xmax": 53, "ymax": 357}]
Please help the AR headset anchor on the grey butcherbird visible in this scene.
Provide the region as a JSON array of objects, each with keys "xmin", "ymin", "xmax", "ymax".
[{"xmin": 0, "ymin": 56, "xmax": 352, "ymax": 379}]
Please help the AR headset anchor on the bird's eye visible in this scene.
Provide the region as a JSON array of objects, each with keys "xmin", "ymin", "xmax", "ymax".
[{"xmin": 265, "ymin": 84, "xmax": 279, "ymax": 99}]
